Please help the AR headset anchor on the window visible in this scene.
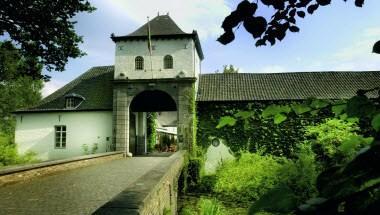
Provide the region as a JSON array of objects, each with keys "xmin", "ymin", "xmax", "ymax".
[
  {"xmin": 65, "ymin": 93, "xmax": 85, "ymax": 109},
  {"xmin": 135, "ymin": 56, "xmax": 144, "ymax": 70},
  {"xmin": 55, "ymin": 125, "xmax": 66, "ymax": 148},
  {"xmin": 164, "ymin": 55, "xmax": 173, "ymax": 69},
  {"xmin": 66, "ymin": 97, "xmax": 75, "ymax": 109}
]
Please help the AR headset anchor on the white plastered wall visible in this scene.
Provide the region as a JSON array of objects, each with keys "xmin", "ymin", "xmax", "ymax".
[
  {"xmin": 114, "ymin": 38, "xmax": 197, "ymax": 79},
  {"xmin": 15, "ymin": 111, "xmax": 112, "ymax": 161}
]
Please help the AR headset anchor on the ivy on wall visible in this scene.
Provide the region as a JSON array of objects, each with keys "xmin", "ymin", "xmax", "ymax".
[
  {"xmin": 196, "ymin": 101, "xmax": 333, "ymax": 157},
  {"xmin": 146, "ymin": 112, "xmax": 157, "ymax": 152}
]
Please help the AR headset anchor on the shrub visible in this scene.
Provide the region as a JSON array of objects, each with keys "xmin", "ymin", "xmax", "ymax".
[
  {"xmin": 179, "ymin": 197, "xmax": 225, "ymax": 215},
  {"xmin": 0, "ymin": 133, "xmax": 39, "ymax": 166},
  {"xmin": 213, "ymin": 152, "xmax": 287, "ymax": 202},
  {"xmin": 305, "ymin": 118, "xmax": 373, "ymax": 166},
  {"xmin": 279, "ymin": 143, "xmax": 320, "ymax": 202},
  {"xmin": 198, "ymin": 198, "xmax": 224, "ymax": 215},
  {"xmin": 0, "ymin": 134, "xmax": 18, "ymax": 166}
]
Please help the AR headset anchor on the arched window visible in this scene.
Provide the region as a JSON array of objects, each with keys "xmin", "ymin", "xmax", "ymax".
[
  {"xmin": 64, "ymin": 93, "xmax": 85, "ymax": 109},
  {"xmin": 135, "ymin": 56, "xmax": 144, "ymax": 70},
  {"xmin": 164, "ymin": 55, "xmax": 173, "ymax": 69}
]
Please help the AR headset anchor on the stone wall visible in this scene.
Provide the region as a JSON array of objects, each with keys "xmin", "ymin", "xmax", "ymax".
[
  {"xmin": 113, "ymin": 79, "xmax": 196, "ymax": 155},
  {"xmin": 94, "ymin": 151, "xmax": 186, "ymax": 215}
]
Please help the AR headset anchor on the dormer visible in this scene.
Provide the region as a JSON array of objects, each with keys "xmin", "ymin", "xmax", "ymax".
[
  {"xmin": 111, "ymin": 15, "xmax": 204, "ymax": 80},
  {"xmin": 64, "ymin": 93, "xmax": 85, "ymax": 109}
]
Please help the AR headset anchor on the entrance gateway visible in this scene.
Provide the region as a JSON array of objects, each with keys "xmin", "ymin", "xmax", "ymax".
[{"xmin": 111, "ymin": 15, "xmax": 204, "ymax": 156}]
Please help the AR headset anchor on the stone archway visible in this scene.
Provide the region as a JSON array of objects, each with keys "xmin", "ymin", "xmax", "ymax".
[
  {"xmin": 112, "ymin": 79, "xmax": 196, "ymax": 157},
  {"xmin": 129, "ymin": 90, "xmax": 177, "ymax": 155}
]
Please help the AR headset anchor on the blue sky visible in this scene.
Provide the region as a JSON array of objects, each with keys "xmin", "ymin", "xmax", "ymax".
[{"xmin": 42, "ymin": 0, "xmax": 380, "ymax": 96}]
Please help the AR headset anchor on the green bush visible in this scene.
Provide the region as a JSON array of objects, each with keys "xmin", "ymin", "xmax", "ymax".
[
  {"xmin": 0, "ymin": 134, "xmax": 18, "ymax": 166},
  {"xmin": 213, "ymin": 152, "xmax": 287, "ymax": 202},
  {"xmin": 198, "ymin": 198, "xmax": 224, "ymax": 215},
  {"xmin": 279, "ymin": 143, "xmax": 320, "ymax": 202},
  {"xmin": 305, "ymin": 118, "xmax": 373, "ymax": 166},
  {"xmin": 0, "ymin": 133, "xmax": 39, "ymax": 167},
  {"xmin": 179, "ymin": 197, "xmax": 225, "ymax": 215}
]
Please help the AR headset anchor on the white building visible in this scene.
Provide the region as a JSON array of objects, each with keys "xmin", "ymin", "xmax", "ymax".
[
  {"xmin": 14, "ymin": 15, "xmax": 380, "ymax": 161},
  {"xmin": 15, "ymin": 15, "xmax": 203, "ymax": 161}
]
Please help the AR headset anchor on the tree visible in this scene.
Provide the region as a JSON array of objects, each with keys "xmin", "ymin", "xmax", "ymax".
[
  {"xmin": 215, "ymin": 64, "xmax": 239, "ymax": 73},
  {"xmin": 218, "ymin": 0, "xmax": 370, "ymax": 47},
  {"xmin": 0, "ymin": 41, "xmax": 42, "ymax": 135},
  {"xmin": 0, "ymin": 0, "xmax": 95, "ymax": 80}
]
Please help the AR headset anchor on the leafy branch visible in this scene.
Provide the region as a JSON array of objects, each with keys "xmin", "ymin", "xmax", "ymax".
[{"xmin": 218, "ymin": 0, "xmax": 366, "ymax": 46}]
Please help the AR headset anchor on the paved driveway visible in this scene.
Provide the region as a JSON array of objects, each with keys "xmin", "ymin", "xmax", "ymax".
[{"xmin": 0, "ymin": 157, "xmax": 167, "ymax": 215}]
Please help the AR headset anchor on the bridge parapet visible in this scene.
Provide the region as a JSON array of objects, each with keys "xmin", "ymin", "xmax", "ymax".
[{"xmin": 93, "ymin": 150, "xmax": 186, "ymax": 215}]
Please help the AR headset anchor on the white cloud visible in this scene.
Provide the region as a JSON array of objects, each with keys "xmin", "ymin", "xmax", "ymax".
[
  {"xmin": 257, "ymin": 65, "xmax": 287, "ymax": 73},
  {"xmin": 109, "ymin": 0, "xmax": 230, "ymax": 39},
  {"xmin": 331, "ymin": 27, "xmax": 380, "ymax": 71},
  {"xmin": 42, "ymin": 80, "xmax": 67, "ymax": 98}
]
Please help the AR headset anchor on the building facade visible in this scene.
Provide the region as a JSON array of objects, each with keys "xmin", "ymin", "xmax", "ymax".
[{"xmin": 14, "ymin": 15, "xmax": 380, "ymax": 161}]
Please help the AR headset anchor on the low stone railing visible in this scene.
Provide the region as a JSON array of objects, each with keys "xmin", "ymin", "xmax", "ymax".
[
  {"xmin": 0, "ymin": 151, "xmax": 123, "ymax": 186},
  {"xmin": 93, "ymin": 150, "xmax": 186, "ymax": 215}
]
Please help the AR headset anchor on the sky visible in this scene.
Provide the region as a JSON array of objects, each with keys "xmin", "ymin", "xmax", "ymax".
[{"xmin": 42, "ymin": 0, "xmax": 380, "ymax": 97}]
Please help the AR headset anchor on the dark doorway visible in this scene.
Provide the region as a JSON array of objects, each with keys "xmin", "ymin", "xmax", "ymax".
[
  {"xmin": 129, "ymin": 90, "xmax": 178, "ymax": 155},
  {"xmin": 130, "ymin": 90, "xmax": 177, "ymax": 112}
]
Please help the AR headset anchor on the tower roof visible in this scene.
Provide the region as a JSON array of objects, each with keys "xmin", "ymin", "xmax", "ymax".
[
  {"xmin": 127, "ymin": 15, "xmax": 186, "ymax": 36},
  {"xmin": 111, "ymin": 15, "xmax": 204, "ymax": 60}
]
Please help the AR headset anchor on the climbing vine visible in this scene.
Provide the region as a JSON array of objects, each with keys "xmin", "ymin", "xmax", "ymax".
[
  {"xmin": 146, "ymin": 112, "xmax": 157, "ymax": 152},
  {"xmin": 197, "ymin": 101, "xmax": 332, "ymax": 157}
]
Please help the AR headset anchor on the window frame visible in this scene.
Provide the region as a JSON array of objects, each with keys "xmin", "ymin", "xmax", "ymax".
[
  {"xmin": 163, "ymin": 55, "xmax": 173, "ymax": 69},
  {"xmin": 65, "ymin": 97, "xmax": 75, "ymax": 109},
  {"xmin": 55, "ymin": 125, "xmax": 67, "ymax": 149},
  {"xmin": 135, "ymin": 56, "xmax": 144, "ymax": 70}
]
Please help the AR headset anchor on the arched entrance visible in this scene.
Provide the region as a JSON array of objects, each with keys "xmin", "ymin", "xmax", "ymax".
[
  {"xmin": 112, "ymin": 79, "xmax": 196, "ymax": 157},
  {"xmin": 129, "ymin": 90, "xmax": 178, "ymax": 155}
]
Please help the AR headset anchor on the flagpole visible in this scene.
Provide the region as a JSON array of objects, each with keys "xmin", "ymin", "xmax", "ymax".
[{"xmin": 147, "ymin": 16, "xmax": 153, "ymax": 79}]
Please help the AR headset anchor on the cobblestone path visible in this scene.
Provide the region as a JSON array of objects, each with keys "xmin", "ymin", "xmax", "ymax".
[{"xmin": 0, "ymin": 157, "xmax": 167, "ymax": 215}]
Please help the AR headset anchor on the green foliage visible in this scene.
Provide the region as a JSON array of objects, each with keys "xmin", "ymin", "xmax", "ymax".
[
  {"xmin": 0, "ymin": 134, "xmax": 18, "ymax": 166},
  {"xmin": 198, "ymin": 198, "xmax": 224, "ymax": 215},
  {"xmin": 371, "ymin": 113, "xmax": 380, "ymax": 131},
  {"xmin": 309, "ymin": 99, "xmax": 330, "ymax": 109},
  {"xmin": 261, "ymin": 104, "xmax": 291, "ymax": 122},
  {"xmin": 298, "ymin": 143, "xmax": 380, "ymax": 214},
  {"xmin": 305, "ymin": 119, "xmax": 372, "ymax": 165},
  {"xmin": 199, "ymin": 101, "xmax": 329, "ymax": 156},
  {"xmin": 82, "ymin": 144, "xmax": 89, "ymax": 155},
  {"xmin": 0, "ymin": 133, "xmax": 39, "ymax": 167},
  {"xmin": 346, "ymin": 94, "xmax": 375, "ymax": 118},
  {"xmin": 279, "ymin": 143, "xmax": 319, "ymax": 202},
  {"xmin": 332, "ymin": 103, "xmax": 347, "ymax": 117},
  {"xmin": 163, "ymin": 208, "xmax": 171, "ymax": 215},
  {"xmin": 214, "ymin": 152, "xmax": 286, "ymax": 202},
  {"xmin": 91, "ymin": 143, "xmax": 98, "ymax": 154},
  {"xmin": 215, "ymin": 64, "xmax": 239, "ymax": 74},
  {"xmin": 82, "ymin": 143, "xmax": 99, "ymax": 155},
  {"xmin": 1, "ymin": 0, "xmax": 95, "ymax": 76},
  {"xmin": 179, "ymin": 197, "xmax": 225, "ymax": 215},
  {"xmin": 248, "ymin": 184, "xmax": 298, "ymax": 215},
  {"xmin": 147, "ymin": 112, "xmax": 157, "ymax": 152},
  {"xmin": 291, "ymin": 103, "xmax": 312, "ymax": 115},
  {"xmin": 0, "ymin": 42, "xmax": 43, "ymax": 135},
  {"xmin": 216, "ymin": 116, "xmax": 237, "ymax": 128}
]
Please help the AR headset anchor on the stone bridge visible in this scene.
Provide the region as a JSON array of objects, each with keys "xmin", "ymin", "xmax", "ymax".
[{"xmin": 0, "ymin": 151, "xmax": 185, "ymax": 215}]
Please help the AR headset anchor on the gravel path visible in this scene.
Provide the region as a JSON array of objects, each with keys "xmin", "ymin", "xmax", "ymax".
[{"xmin": 0, "ymin": 157, "xmax": 167, "ymax": 215}]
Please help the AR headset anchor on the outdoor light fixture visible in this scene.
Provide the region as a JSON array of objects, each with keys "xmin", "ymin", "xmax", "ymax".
[{"xmin": 211, "ymin": 138, "xmax": 220, "ymax": 147}]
